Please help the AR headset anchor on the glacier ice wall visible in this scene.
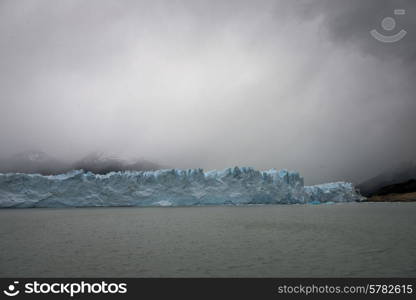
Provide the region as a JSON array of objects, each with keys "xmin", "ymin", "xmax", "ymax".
[{"xmin": 0, "ymin": 167, "xmax": 365, "ymax": 208}]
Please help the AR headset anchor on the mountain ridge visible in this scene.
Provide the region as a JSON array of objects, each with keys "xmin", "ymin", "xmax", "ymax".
[
  {"xmin": 357, "ymin": 161, "xmax": 416, "ymax": 196},
  {"xmin": 0, "ymin": 150, "xmax": 162, "ymax": 175}
]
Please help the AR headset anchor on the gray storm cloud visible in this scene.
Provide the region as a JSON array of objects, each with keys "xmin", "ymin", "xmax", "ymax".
[{"xmin": 0, "ymin": 0, "xmax": 415, "ymax": 184}]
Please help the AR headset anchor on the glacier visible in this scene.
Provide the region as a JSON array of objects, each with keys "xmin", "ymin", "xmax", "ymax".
[{"xmin": 0, "ymin": 167, "xmax": 365, "ymax": 208}]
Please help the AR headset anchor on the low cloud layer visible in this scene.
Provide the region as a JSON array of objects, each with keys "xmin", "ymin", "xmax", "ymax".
[{"xmin": 0, "ymin": 0, "xmax": 415, "ymax": 184}]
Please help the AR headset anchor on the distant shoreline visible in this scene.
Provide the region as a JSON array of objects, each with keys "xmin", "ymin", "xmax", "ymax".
[{"xmin": 364, "ymin": 192, "xmax": 416, "ymax": 202}]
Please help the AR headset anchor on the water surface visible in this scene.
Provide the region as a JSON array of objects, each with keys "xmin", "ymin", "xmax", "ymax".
[{"xmin": 0, "ymin": 203, "xmax": 415, "ymax": 277}]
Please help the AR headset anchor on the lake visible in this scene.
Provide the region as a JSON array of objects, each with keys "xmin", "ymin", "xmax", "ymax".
[{"xmin": 0, "ymin": 203, "xmax": 415, "ymax": 277}]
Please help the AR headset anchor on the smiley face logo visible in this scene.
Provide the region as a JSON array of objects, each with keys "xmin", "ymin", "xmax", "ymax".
[
  {"xmin": 370, "ymin": 9, "xmax": 407, "ymax": 43},
  {"xmin": 3, "ymin": 281, "xmax": 20, "ymax": 297}
]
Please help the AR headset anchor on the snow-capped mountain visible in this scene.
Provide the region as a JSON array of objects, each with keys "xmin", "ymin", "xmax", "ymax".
[
  {"xmin": 72, "ymin": 152, "xmax": 161, "ymax": 174},
  {"xmin": 0, "ymin": 150, "xmax": 69, "ymax": 175},
  {"xmin": 0, "ymin": 151, "xmax": 161, "ymax": 175}
]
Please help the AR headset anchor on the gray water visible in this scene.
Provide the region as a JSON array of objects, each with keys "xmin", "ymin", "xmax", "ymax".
[{"xmin": 0, "ymin": 203, "xmax": 415, "ymax": 277}]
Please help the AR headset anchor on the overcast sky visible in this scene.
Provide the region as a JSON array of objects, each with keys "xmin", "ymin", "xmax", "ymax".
[{"xmin": 0, "ymin": 0, "xmax": 415, "ymax": 184}]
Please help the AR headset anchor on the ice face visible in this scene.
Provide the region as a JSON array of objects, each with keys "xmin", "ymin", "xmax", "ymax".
[
  {"xmin": 304, "ymin": 182, "xmax": 364, "ymax": 203},
  {"xmin": 0, "ymin": 167, "xmax": 365, "ymax": 208}
]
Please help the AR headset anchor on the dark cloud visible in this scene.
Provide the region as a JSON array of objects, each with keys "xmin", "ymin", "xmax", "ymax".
[
  {"xmin": 297, "ymin": 0, "xmax": 416, "ymax": 63},
  {"xmin": 0, "ymin": 0, "xmax": 415, "ymax": 184}
]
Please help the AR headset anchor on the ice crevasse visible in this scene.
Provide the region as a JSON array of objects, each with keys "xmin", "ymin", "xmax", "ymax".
[{"xmin": 0, "ymin": 167, "xmax": 365, "ymax": 208}]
